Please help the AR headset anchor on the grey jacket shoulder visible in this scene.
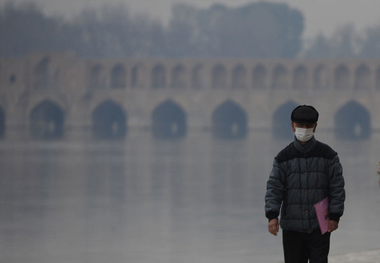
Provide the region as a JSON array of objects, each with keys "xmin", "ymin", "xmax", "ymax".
[{"xmin": 275, "ymin": 140, "xmax": 337, "ymax": 164}]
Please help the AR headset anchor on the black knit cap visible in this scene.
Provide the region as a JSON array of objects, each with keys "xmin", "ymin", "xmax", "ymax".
[{"xmin": 291, "ymin": 105, "xmax": 319, "ymax": 123}]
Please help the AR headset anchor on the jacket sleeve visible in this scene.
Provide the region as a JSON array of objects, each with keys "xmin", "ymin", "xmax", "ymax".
[
  {"xmin": 328, "ymin": 154, "xmax": 345, "ymax": 222},
  {"xmin": 265, "ymin": 158, "xmax": 286, "ymax": 221}
]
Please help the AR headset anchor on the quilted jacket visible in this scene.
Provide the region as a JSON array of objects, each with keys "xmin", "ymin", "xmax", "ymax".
[{"xmin": 265, "ymin": 136, "xmax": 345, "ymax": 232}]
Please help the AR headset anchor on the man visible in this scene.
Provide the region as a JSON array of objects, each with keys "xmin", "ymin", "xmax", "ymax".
[{"xmin": 265, "ymin": 105, "xmax": 345, "ymax": 263}]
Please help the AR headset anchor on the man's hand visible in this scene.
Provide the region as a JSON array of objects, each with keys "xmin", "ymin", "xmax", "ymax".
[
  {"xmin": 268, "ymin": 218, "xmax": 279, "ymax": 236},
  {"xmin": 328, "ymin": 220, "xmax": 339, "ymax": 233}
]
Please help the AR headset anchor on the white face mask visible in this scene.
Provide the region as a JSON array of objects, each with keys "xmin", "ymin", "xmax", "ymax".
[{"xmin": 294, "ymin": 127, "xmax": 314, "ymax": 142}]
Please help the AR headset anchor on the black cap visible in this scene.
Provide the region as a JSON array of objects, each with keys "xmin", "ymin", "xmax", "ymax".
[{"xmin": 291, "ymin": 105, "xmax": 319, "ymax": 123}]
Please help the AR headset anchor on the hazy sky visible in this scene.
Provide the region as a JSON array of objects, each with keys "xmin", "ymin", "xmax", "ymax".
[{"xmin": 2, "ymin": 0, "xmax": 380, "ymax": 38}]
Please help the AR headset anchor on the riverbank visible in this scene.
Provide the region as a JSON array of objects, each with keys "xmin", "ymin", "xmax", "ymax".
[{"xmin": 330, "ymin": 248, "xmax": 380, "ymax": 263}]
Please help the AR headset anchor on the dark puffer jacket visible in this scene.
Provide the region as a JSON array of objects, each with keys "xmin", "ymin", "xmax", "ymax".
[{"xmin": 265, "ymin": 136, "xmax": 345, "ymax": 232}]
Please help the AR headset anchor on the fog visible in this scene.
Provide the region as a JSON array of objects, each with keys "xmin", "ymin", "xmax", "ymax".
[
  {"xmin": 1, "ymin": 0, "xmax": 380, "ymax": 58},
  {"xmin": 1, "ymin": 1, "xmax": 380, "ymax": 262},
  {"xmin": 3, "ymin": 0, "xmax": 379, "ymax": 38}
]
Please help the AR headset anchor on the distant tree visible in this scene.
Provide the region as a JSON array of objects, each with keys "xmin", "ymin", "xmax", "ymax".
[
  {"xmin": 74, "ymin": 4, "xmax": 131, "ymax": 57},
  {"xmin": 72, "ymin": 9, "xmax": 106, "ymax": 57},
  {"xmin": 166, "ymin": 4, "xmax": 198, "ymax": 57},
  {"xmin": 146, "ymin": 21, "xmax": 167, "ymax": 57},
  {"xmin": 168, "ymin": 2, "xmax": 304, "ymax": 58},
  {"xmin": 303, "ymin": 34, "xmax": 331, "ymax": 58},
  {"xmin": 360, "ymin": 24, "xmax": 380, "ymax": 58},
  {"xmin": 303, "ymin": 24, "xmax": 359, "ymax": 58},
  {"xmin": 331, "ymin": 24, "xmax": 357, "ymax": 57},
  {"xmin": 130, "ymin": 14, "xmax": 166, "ymax": 57},
  {"xmin": 0, "ymin": 1, "xmax": 305, "ymax": 58},
  {"xmin": 0, "ymin": 2, "xmax": 72, "ymax": 57},
  {"xmin": 74, "ymin": 4, "xmax": 167, "ymax": 58}
]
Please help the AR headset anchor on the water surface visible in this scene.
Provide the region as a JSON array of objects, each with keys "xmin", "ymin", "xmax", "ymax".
[{"xmin": 0, "ymin": 131, "xmax": 379, "ymax": 263}]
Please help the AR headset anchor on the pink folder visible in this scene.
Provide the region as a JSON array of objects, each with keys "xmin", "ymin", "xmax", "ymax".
[{"xmin": 314, "ymin": 197, "xmax": 329, "ymax": 234}]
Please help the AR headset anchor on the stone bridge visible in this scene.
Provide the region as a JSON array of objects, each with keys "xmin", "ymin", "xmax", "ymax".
[{"xmin": 0, "ymin": 52, "xmax": 380, "ymax": 140}]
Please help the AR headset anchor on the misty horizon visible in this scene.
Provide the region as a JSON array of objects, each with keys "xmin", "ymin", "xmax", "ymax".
[
  {"xmin": 0, "ymin": 1, "xmax": 380, "ymax": 58},
  {"xmin": 1, "ymin": 0, "xmax": 380, "ymax": 38}
]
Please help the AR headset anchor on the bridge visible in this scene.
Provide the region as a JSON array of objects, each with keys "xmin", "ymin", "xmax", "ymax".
[{"xmin": 0, "ymin": 52, "xmax": 379, "ymax": 140}]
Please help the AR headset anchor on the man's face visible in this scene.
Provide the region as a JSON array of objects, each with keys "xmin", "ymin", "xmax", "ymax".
[{"xmin": 291, "ymin": 122, "xmax": 317, "ymax": 132}]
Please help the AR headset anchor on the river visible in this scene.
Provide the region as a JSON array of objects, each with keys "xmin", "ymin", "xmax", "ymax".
[{"xmin": 0, "ymin": 130, "xmax": 379, "ymax": 263}]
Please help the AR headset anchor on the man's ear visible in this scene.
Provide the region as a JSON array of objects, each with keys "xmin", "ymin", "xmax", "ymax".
[
  {"xmin": 291, "ymin": 122, "xmax": 296, "ymax": 132},
  {"xmin": 313, "ymin": 123, "xmax": 318, "ymax": 133}
]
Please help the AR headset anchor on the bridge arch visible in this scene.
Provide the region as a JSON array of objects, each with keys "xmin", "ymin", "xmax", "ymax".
[
  {"xmin": 273, "ymin": 101, "xmax": 298, "ymax": 139},
  {"xmin": 30, "ymin": 100, "xmax": 65, "ymax": 139},
  {"xmin": 171, "ymin": 64, "xmax": 187, "ymax": 88},
  {"xmin": 0, "ymin": 106, "xmax": 5, "ymax": 138},
  {"xmin": 314, "ymin": 65, "xmax": 328, "ymax": 89},
  {"xmin": 152, "ymin": 64, "xmax": 166, "ymax": 89},
  {"xmin": 232, "ymin": 64, "xmax": 247, "ymax": 89},
  {"xmin": 293, "ymin": 65, "xmax": 308, "ymax": 90},
  {"xmin": 355, "ymin": 64, "xmax": 370, "ymax": 90},
  {"xmin": 92, "ymin": 100, "xmax": 127, "ymax": 139},
  {"xmin": 272, "ymin": 64, "xmax": 287, "ymax": 89},
  {"xmin": 334, "ymin": 64, "xmax": 349, "ymax": 90},
  {"xmin": 152, "ymin": 100, "xmax": 187, "ymax": 139},
  {"xmin": 111, "ymin": 64, "xmax": 127, "ymax": 89},
  {"xmin": 335, "ymin": 101, "xmax": 371, "ymax": 140},
  {"xmin": 212, "ymin": 64, "xmax": 227, "ymax": 89},
  {"xmin": 34, "ymin": 57, "xmax": 51, "ymax": 89},
  {"xmin": 252, "ymin": 64, "xmax": 267, "ymax": 89},
  {"xmin": 212, "ymin": 100, "xmax": 247, "ymax": 140}
]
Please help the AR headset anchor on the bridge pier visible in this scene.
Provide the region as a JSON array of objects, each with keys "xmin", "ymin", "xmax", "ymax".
[{"xmin": 0, "ymin": 53, "xmax": 380, "ymax": 140}]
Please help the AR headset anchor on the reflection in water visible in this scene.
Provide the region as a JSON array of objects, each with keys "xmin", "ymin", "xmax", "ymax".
[
  {"xmin": 0, "ymin": 132, "xmax": 380, "ymax": 263},
  {"xmin": 0, "ymin": 146, "xmax": 59, "ymax": 262},
  {"xmin": 82, "ymin": 143, "xmax": 128, "ymax": 262}
]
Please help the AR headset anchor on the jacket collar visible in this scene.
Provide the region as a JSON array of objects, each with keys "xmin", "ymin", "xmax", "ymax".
[{"xmin": 294, "ymin": 136, "xmax": 316, "ymax": 153}]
